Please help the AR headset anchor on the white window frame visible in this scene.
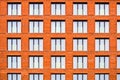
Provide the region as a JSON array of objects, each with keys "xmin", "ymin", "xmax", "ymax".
[
  {"xmin": 51, "ymin": 3, "xmax": 65, "ymax": 15},
  {"xmin": 95, "ymin": 74, "xmax": 109, "ymax": 80},
  {"xmin": 8, "ymin": 56, "xmax": 21, "ymax": 69},
  {"xmin": 73, "ymin": 38, "xmax": 87, "ymax": 51},
  {"xmin": 95, "ymin": 21, "xmax": 109, "ymax": 33},
  {"xmin": 29, "ymin": 39, "xmax": 43, "ymax": 51},
  {"xmin": 51, "ymin": 21, "xmax": 65, "ymax": 33},
  {"xmin": 8, "ymin": 73, "xmax": 21, "ymax": 80},
  {"xmin": 95, "ymin": 56, "xmax": 109, "ymax": 69},
  {"xmin": 73, "ymin": 74, "xmax": 87, "ymax": 80},
  {"xmin": 73, "ymin": 56, "xmax": 87, "ymax": 69},
  {"xmin": 73, "ymin": 3, "xmax": 87, "ymax": 15},
  {"xmin": 29, "ymin": 56, "xmax": 43, "ymax": 69},
  {"xmin": 95, "ymin": 3, "xmax": 109, "ymax": 15},
  {"xmin": 73, "ymin": 21, "xmax": 87, "ymax": 33},
  {"xmin": 51, "ymin": 74, "xmax": 65, "ymax": 80},
  {"xmin": 29, "ymin": 3, "xmax": 43, "ymax": 15},
  {"xmin": 51, "ymin": 56, "xmax": 65, "ymax": 69},
  {"xmin": 8, "ymin": 39, "xmax": 21, "ymax": 51},
  {"xmin": 51, "ymin": 39, "xmax": 65, "ymax": 51},
  {"xmin": 29, "ymin": 74, "xmax": 43, "ymax": 80},
  {"xmin": 95, "ymin": 39, "xmax": 109, "ymax": 51},
  {"xmin": 29, "ymin": 21, "xmax": 43, "ymax": 33},
  {"xmin": 8, "ymin": 21, "xmax": 21, "ymax": 33},
  {"xmin": 8, "ymin": 3, "xmax": 21, "ymax": 15}
]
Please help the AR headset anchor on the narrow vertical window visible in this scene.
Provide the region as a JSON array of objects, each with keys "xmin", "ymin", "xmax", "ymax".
[
  {"xmin": 73, "ymin": 38, "xmax": 87, "ymax": 51},
  {"xmin": 51, "ymin": 3, "xmax": 65, "ymax": 15},
  {"xmin": 51, "ymin": 56, "xmax": 65, "ymax": 69},
  {"xmin": 29, "ymin": 21, "xmax": 43, "ymax": 33},
  {"xmin": 73, "ymin": 3, "xmax": 87, "ymax": 15},
  {"xmin": 8, "ymin": 39, "xmax": 21, "ymax": 51},
  {"xmin": 8, "ymin": 3, "xmax": 21, "ymax": 15},
  {"xmin": 29, "ymin": 39, "xmax": 43, "ymax": 51},
  {"xmin": 29, "ymin": 56, "xmax": 43, "ymax": 68},
  {"xmin": 29, "ymin": 3, "xmax": 43, "ymax": 15}
]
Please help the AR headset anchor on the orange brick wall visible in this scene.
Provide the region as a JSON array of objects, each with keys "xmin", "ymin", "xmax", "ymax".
[{"xmin": 0, "ymin": 0, "xmax": 119, "ymax": 80}]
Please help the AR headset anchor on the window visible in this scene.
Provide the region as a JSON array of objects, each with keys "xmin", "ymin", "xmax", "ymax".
[
  {"xmin": 95, "ymin": 56, "xmax": 109, "ymax": 69},
  {"xmin": 117, "ymin": 4, "xmax": 120, "ymax": 15},
  {"xmin": 95, "ymin": 74, "xmax": 109, "ymax": 80},
  {"xmin": 51, "ymin": 74, "xmax": 65, "ymax": 80},
  {"xmin": 51, "ymin": 39, "xmax": 65, "ymax": 51},
  {"xmin": 73, "ymin": 38, "xmax": 87, "ymax": 51},
  {"xmin": 73, "ymin": 56, "xmax": 87, "ymax": 69},
  {"xmin": 95, "ymin": 3, "xmax": 109, "ymax": 15},
  {"xmin": 29, "ymin": 21, "xmax": 43, "ymax": 33},
  {"xmin": 29, "ymin": 56, "xmax": 43, "ymax": 69},
  {"xmin": 117, "ymin": 74, "xmax": 120, "ymax": 80},
  {"xmin": 8, "ymin": 3, "xmax": 21, "ymax": 15},
  {"xmin": 29, "ymin": 39, "xmax": 43, "ymax": 51},
  {"xmin": 95, "ymin": 39, "xmax": 109, "ymax": 51},
  {"xmin": 117, "ymin": 57, "xmax": 120, "ymax": 68},
  {"xmin": 29, "ymin": 74, "xmax": 43, "ymax": 80},
  {"xmin": 29, "ymin": 3, "xmax": 43, "ymax": 15},
  {"xmin": 73, "ymin": 21, "xmax": 87, "ymax": 33},
  {"xmin": 117, "ymin": 21, "xmax": 120, "ymax": 33},
  {"xmin": 8, "ymin": 56, "xmax": 21, "ymax": 69},
  {"xmin": 51, "ymin": 56, "xmax": 65, "ymax": 69},
  {"xmin": 73, "ymin": 74, "xmax": 87, "ymax": 80},
  {"xmin": 117, "ymin": 39, "xmax": 120, "ymax": 51},
  {"xmin": 73, "ymin": 3, "xmax": 87, "ymax": 15},
  {"xmin": 51, "ymin": 21, "xmax": 65, "ymax": 33},
  {"xmin": 95, "ymin": 21, "xmax": 109, "ymax": 33},
  {"xmin": 8, "ymin": 73, "xmax": 21, "ymax": 80},
  {"xmin": 8, "ymin": 21, "xmax": 21, "ymax": 33},
  {"xmin": 51, "ymin": 3, "xmax": 65, "ymax": 15},
  {"xmin": 8, "ymin": 39, "xmax": 21, "ymax": 51}
]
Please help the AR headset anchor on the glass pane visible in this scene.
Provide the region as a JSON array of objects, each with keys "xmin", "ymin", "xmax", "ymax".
[
  {"xmin": 34, "ymin": 4, "xmax": 39, "ymax": 15},
  {"xmin": 105, "ymin": 4, "xmax": 109, "ymax": 15},
  {"xmin": 56, "ymin": 4, "xmax": 60, "ymax": 15},
  {"xmin": 51, "ymin": 39, "xmax": 55, "ymax": 51},
  {"xmin": 117, "ymin": 57, "xmax": 120, "ymax": 68},
  {"xmin": 95, "ymin": 22, "xmax": 99, "ymax": 33},
  {"xmin": 117, "ymin": 4, "xmax": 120, "ymax": 15},
  {"xmin": 95, "ymin": 4, "xmax": 99, "ymax": 15},
  {"xmin": 105, "ymin": 39, "xmax": 109, "ymax": 51},
  {"xmin": 95, "ymin": 39, "xmax": 99, "ymax": 51},
  {"xmin": 30, "ymin": 4, "xmax": 33, "ymax": 15},
  {"xmin": 8, "ymin": 4, "xmax": 12, "ymax": 15},
  {"xmin": 78, "ymin": 4, "xmax": 82, "ymax": 15},
  {"xmin": 39, "ymin": 57, "xmax": 43, "ymax": 68},
  {"xmin": 73, "ymin": 22, "xmax": 77, "ymax": 33},
  {"xmin": 61, "ymin": 4, "xmax": 65, "ymax": 15},
  {"xmin": 30, "ymin": 57, "xmax": 33, "ymax": 68},
  {"xmin": 61, "ymin": 39, "xmax": 65, "ymax": 51},
  {"xmin": 73, "ymin": 39, "xmax": 77, "ymax": 51},
  {"xmin": 73, "ymin": 57, "xmax": 77, "ymax": 69},
  {"xmin": 95, "ymin": 57, "xmax": 99, "ymax": 68},
  {"xmin": 18, "ymin": 4, "xmax": 21, "ymax": 15},
  {"xmin": 51, "ymin": 4, "xmax": 55, "ymax": 15},
  {"xmin": 61, "ymin": 57, "xmax": 65, "ymax": 68},
  {"xmin": 39, "ymin": 4, "xmax": 43, "ymax": 15},
  {"xmin": 61, "ymin": 22, "xmax": 65, "ymax": 33},
  {"xmin": 83, "ymin": 4, "xmax": 87, "ymax": 15},
  {"xmin": 51, "ymin": 57, "xmax": 55, "ymax": 68},
  {"xmin": 117, "ymin": 22, "xmax": 120, "ymax": 33},
  {"xmin": 39, "ymin": 21, "xmax": 43, "ymax": 33},
  {"xmin": 73, "ymin": 4, "xmax": 77, "ymax": 15},
  {"xmin": 8, "ymin": 57, "xmax": 11, "ymax": 68},
  {"xmin": 83, "ymin": 39, "xmax": 87, "ymax": 51}
]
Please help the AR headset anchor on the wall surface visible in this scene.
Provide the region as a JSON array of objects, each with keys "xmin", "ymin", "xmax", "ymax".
[{"xmin": 0, "ymin": 0, "xmax": 119, "ymax": 80}]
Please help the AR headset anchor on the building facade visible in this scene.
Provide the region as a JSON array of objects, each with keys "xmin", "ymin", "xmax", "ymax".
[{"xmin": 0, "ymin": 0, "xmax": 120, "ymax": 80}]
